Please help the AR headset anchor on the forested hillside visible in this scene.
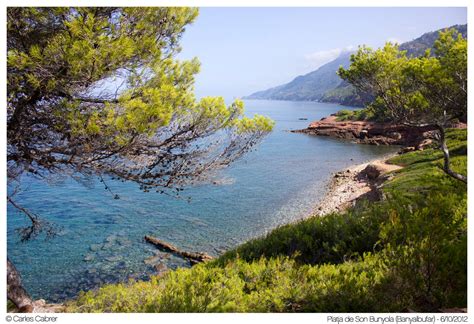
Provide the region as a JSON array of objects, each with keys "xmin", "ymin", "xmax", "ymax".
[{"xmin": 245, "ymin": 24, "xmax": 467, "ymax": 107}]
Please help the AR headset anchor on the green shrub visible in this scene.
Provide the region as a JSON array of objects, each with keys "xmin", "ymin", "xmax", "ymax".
[
  {"xmin": 216, "ymin": 201, "xmax": 388, "ymax": 266},
  {"xmin": 68, "ymin": 190, "xmax": 467, "ymax": 312},
  {"xmin": 70, "ymin": 254, "xmax": 396, "ymax": 312},
  {"xmin": 334, "ymin": 108, "xmax": 374, "ymax": 121},
  {"xmin": 388, "ymin": 128, "xmax": 466, "ymax": 167},
  {"xmin": 378, "ymin": 193, "xmax": 467, "ymax": 311},
  {"xmin": 384, "ymin": 129, "xmax": 467, "ymax": 202},
  {"xmin": 66, "ymin": 129, "xmax": 467, "ymax": 313}
]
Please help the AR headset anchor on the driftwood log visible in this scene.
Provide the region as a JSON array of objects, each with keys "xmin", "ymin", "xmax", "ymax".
[{"xmin": 144, "ymin": 235, "xmax": 213, "ymax": 265}]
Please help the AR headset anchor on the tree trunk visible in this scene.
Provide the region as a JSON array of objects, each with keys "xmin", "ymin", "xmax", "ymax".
[
  {"xmin": 7, "ymin": 258, "xmax": 33, "ymax": 312},
  {"xmin": 144, "ymin": 235, "xmax": 213, "ymax": 264},
  {"xmin": 436, "ymin": 125, "xmax": 467, "ymax": 184}
]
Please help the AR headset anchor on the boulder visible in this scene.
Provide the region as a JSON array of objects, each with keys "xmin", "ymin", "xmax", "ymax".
[
  {"xmin": 361, "ymin": 161, "xmax": 402, "ymax": 180},
  {"xmin": 362, "ymin": 164, "xmax": 382, "ymax": 180},
  {"xmin": 416, "ymin": 139, "xmax": 433, "ymax": 151}
]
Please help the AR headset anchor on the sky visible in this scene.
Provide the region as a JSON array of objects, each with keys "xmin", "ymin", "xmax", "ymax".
[{"xmin": 177, "ymin": 7, "xmax": 467, "ymax": 100}]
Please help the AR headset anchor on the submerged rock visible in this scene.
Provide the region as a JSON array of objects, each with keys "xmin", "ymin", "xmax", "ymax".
[
  {"xmin": 83, "ymin": 254, "xmax": 95, "ymax": 262},
  {"xmin": 154, "ymin": 263, "xmax": 168, "ymax": 273},
  {"xmin": 104, "ymin": 255, "xmax": 123, "ymax": 262},
  {"xmin": 105, "ymin": 235, "xmax": 117, "ymax": 243},
  {"xmin": 89, "ymin": 244, "xmax": 102, "ymax": 252},
  {"xmin": 144, "ymin": 255, "xmax": 161, "ymax": 265},
  {"xmin": 102, "ymin": 241, "xmax": 115, "ymax": 250},
  {"xmin": 116, "ymin": 237, "xmax": 132, "ymax": 246}
]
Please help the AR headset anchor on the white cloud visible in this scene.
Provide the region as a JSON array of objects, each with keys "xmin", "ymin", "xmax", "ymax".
[{"xmin": 304, "ymin": 45, "xmax": 354, "ymax": 70}]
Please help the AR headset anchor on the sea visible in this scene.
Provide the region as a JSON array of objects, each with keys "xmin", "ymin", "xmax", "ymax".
[{"xmin": 7, "ymin": 100, "xmax": 398, "ymax": 302}]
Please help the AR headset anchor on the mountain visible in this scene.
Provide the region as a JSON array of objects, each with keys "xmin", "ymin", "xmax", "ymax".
[
  {"xmin": 245, "ymin": 24, "xmax": 467, "ymax": 106},
  {"xmin": 318, "ymin": 80, "xmax": 367, "ymax": 107},
  {"xmin": 245, "ymin": 52, "xmax": 352, "ymax": 101},
  {"xmin": 399, "ymin": 24, "xmax": 467, "ymax": 57}
]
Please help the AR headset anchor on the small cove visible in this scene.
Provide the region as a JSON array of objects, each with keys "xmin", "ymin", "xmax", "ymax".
[{"xmin": 7, "ymin": 99, "xmax": 398, "ymax": 302}]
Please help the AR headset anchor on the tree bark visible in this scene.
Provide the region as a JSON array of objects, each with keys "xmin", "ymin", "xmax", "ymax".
[
  {"xmin": 144, "ymin": 235, "xmax": 213, "ymax": 264},
  {"xmin": 7, "ymin": 258, "xmax": 33, "ymax": 312},
  {"xmin": 436, "ymin": 125, "xmax": 467, "ymax": 184}
]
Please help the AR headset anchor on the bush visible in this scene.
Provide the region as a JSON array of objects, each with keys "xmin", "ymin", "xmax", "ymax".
[
  {"xmin": 378, "ymin": 193, "xmax": 467, "ymax": 311},
  {"xmin": 67, "ymin": 129, "xmax": 467, "ymax": 313},
  {"xmin": 384, "ymin": 129, "xmax": 467, "ymax": 202},
  {"xmin": 216, "ymin": 201, "xmax": 388, "ymax": 266},
  {"xmin": 69, "ymin": 254, "xmax": 395, "ymax": 313},
  {"xmin": 334, "ymin": 108, "xmax": 375, "ymax": 121}
]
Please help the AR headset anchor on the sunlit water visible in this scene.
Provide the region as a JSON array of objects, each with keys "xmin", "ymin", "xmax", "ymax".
[{"xmin": 7, "ymin": 100, "xmax": 398, "ymax": 302}]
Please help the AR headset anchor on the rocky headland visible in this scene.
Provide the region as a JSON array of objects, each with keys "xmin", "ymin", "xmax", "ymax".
[{"xmin": 293, "ymin": 115, "xmax": 442, "ymax": 148}]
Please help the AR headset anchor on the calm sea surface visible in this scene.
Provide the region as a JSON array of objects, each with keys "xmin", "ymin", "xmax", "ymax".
[{"xmin": 7, "ymin": 100, "xmax": 398, "ymax": 302}]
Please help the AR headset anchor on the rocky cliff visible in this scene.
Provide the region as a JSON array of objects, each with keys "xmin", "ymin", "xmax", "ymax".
[{"xmin": 292, "ymin": 115, "xmax": 438, "ymax": 147}]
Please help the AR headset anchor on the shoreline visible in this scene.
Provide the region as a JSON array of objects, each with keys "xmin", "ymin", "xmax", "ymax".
[
  {"xmin": 12, "ymin": 154, "xmax": 404, "ymax": 313},
  {"xmin": 312, "ymin": 153, "xmax": 402, "ymax": 217}
]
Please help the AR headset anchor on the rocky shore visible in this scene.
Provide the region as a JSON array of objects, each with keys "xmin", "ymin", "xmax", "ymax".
[
  {"xmin": 294, "ymin": 112, "xmax": 467, "ymax": 216},
  {"xmin": 292, "ymin": 115, "xmax": 437, "ymax": 147},
  {"xmin": 314, "ymin": 155, "xmax": 402, "ymax": 216}
]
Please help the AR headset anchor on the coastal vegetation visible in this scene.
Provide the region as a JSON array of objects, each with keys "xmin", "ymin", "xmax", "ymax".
[
  {"xmin": 7, "ymin": 7, "xmax": 467, "ymax": 314},
  {"xmin": 7, "ymin": 7, "xmax": 272, "ymax": 311},
  {"xmin": 334, "ymin": 108, "xmax": 373, "ymax": 122},
  {"xmin": 68, "ymin": 128, "xmax": 467, "ymax": 312},
  {"xmin": 339, "ymin": 29, "xmax": 467, "ymax": 183},
  {"xmin": 66, "ymin": 27, "xmax": 467, "ymax": 313}
]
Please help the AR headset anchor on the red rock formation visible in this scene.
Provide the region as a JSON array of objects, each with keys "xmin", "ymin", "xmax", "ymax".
[{"xmin": 293, "ymin": 115, "xmax": 440, "ymax": 147}]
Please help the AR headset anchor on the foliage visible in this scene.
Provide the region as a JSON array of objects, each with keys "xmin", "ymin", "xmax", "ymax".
[
  {"xmin": 334, "ymin": 108, "xmax": 374, "ymax": 122},
  {"xmin": 7, "ymin": 8, "xmax": 273, "ymax": 242},
  {"xmin": 384, "ymin": 129, "xmax": 467, "ymax": 201},
  {"xmin": 69, "ymin": 254, "xmax": 394, "ymax": 313},
  {"xmin": 338, "ymin": 29, "xmax": 467, "ymax": 126},
  {"xmin": 379, "ymin": 193, "xmax": 467, "ymax": 309},
  {"xmin": 339, "ymin": 29, "xmax": 467, "ymax": 183},
  {"xmin": 338, "ymin": 43, "xmax": 410, "ymax": 122},
  {"xmin": 402, "ymin": 29, "xmax": 467, "ymax": 124},
  {"xmin": 216, "ymin": 201, "xmax": 388, "ymax": 266},
  {"xmin": 7, "ymin": 7, "xmax": 273, "ymax": 193},
  {"xmin": 67, "ymin": 129, "xmax": 467, "ymax": 312},
  {"xmin": 368, "ymin": 129, "xmax": 467, "ymax": 310}
]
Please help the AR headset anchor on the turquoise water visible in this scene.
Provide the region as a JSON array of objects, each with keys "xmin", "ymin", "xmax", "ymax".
[{"xmin": 7, "ymin": 100, "xmax": 397, "ymax": 302}]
